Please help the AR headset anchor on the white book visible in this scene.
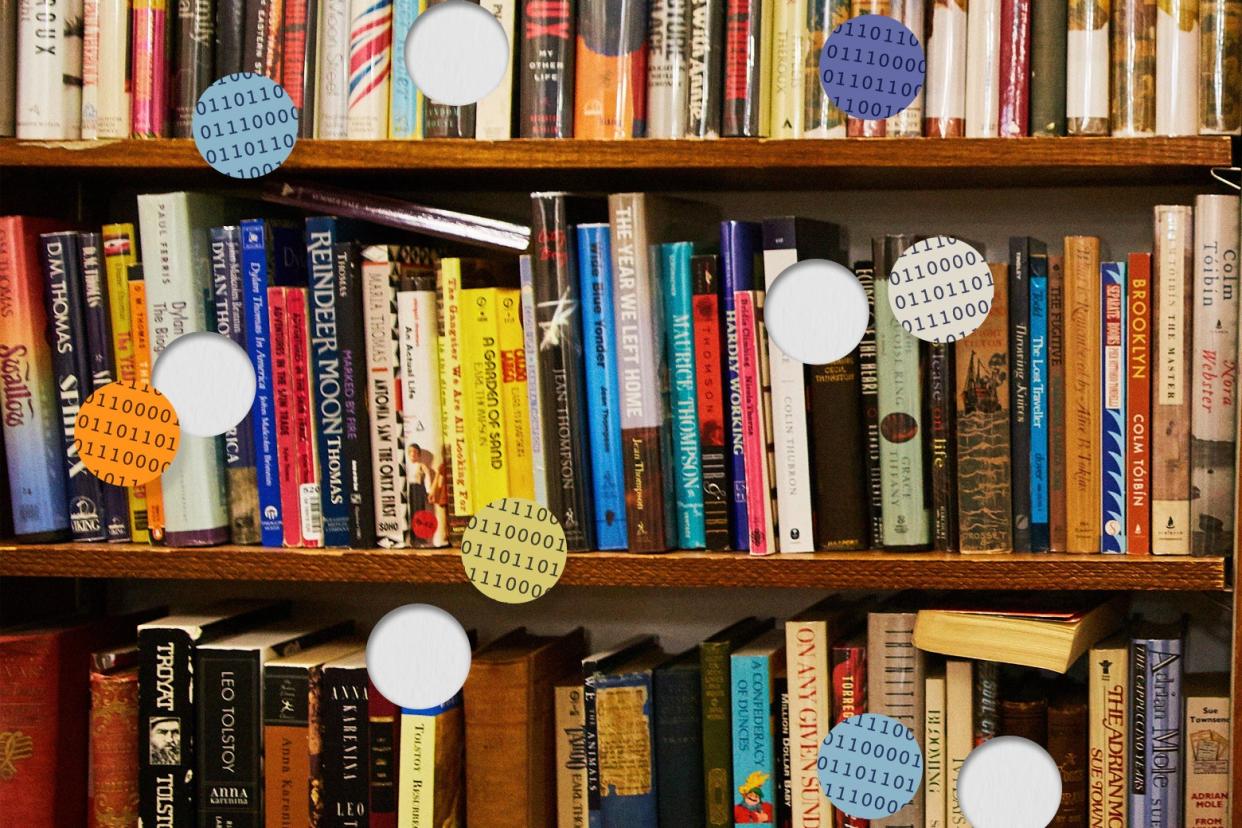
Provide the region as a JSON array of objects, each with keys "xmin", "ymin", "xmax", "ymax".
[
  {"xmin": 923, "ymin": 666, "xmax": 947, "ymax": 828},
  {"xmin": 474, "ymin": 0, "xmax": 516, "ymax": 139},
  {"xmin": 0, "ymin": 0, "xmax": 15, "ymax": 135},
  {"xmin": 886, "ymin": 0, "xmax": 925, "ymax": 136},
  {"xmin": 1155, "ymin": 0, "xmax": 1199, "ymax": 135},
  {"xmin": 80, "ymin": 0, "xmax": 99, "ymax": 137},
  {"xmin": 94, "ymin": 0, "xmax": 129, "ymax": 137},
  {"xmin": 945, "ymin": 659, "xmax": 973, "ymax": 827},
  {"xmin": 316, "ymin": 0, "xmax": 352, "ymax": 138},
  {"xmin": 345, "ymin": 0, "xmax": 392, "ymax": 138},
  {"xmin": 396, "ymin": 283, "xmax": 448, "ymax": 547},
  {"xmin": 923, "ymin": 0, "xmax": 967, "ymax": 132},
  {"xmin": 17, "ymin": 0, "xmax": 83, "ymax": 138},
  {"xmin": 963, "ymin": 0, "xmax": 1000, "ymax": 137},
  {"xmin": 137, "ymin": 192, "xmax": 232, "ymax": 545},
  {"xmin": 519, "ymin": 256, "xmax": 548, "ymax": 507}
]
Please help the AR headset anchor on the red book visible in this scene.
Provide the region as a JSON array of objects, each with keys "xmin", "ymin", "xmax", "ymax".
[
  {"xmin": 830, "ymin": 634, "xmax": 867, "ymax": 828},
  {"xmin": 1127, "ymin": 252, "xmax": 1152, "ymax": 554},
  {"xmin": 692, "ymin": 255, "xmax": 730, "ymax": 550},
  {"xmin": 88, "ymin": 647, "xmax": 140, "ymax": 828},
  {"xmin": 285, "ymin": 287, "xmax": 322, "ymax": 547},
  {"xmin": 368, "ymin": 680, "xmax": 400, "ymax": 828},
  {"xmin": 268, "ymin": 286, "xmax": 302, "ymax": 547},
  {"xmin": 998, "ymin": 0, "xmax": 1032, "ymax": 137},
  {"xmin": 281, "ymin": 0, "xmax": 313, "ymax": 111},
  {"xmin": 131, "ymin": 0, "xmax": 170, "ymax": 136},
  {"xmin": 846, "ymin": 118, "xmax": 886, "ymax": 138}
]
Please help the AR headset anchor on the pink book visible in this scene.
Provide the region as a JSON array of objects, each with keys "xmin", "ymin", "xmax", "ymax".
[
  {"xmin": 997, "ymin": 0, "xmax": 1031, "ymax": 137},
  {"xmin": 268, "ymin": 287, "xmax": 303, "ymax": 547},
  {"xmin": 285, "ymin": 287, "xmax": 322, "ymax": 548},
  {"xmin": 130, "ymin": 0, "xmax": 169, "ymax": 136},
  {"xmin": 735, "ymin": 290, "xmax": 776, "ymax": 556}
]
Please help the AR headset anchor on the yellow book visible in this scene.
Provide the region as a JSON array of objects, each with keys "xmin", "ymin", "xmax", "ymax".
[
  {"xmin": 438, "ymin": 259, "xmax": 471, "ymax": 515},
  {"xmin": 128, "ymin": 275, "xmax": 163, "ymax": 542},
  {"xmin": 398, "ymin": 704, "xmax": 465, "ymax": 828},
  {"xmin": 758, "ymin": 0, "xmax": 777, "ymax": 136},
  {"xmin": 460, "ymin": 286, "xmax": 509, "ymax": 508},
  {"xmin": 497, "ymin": 288, "xmax": 534, "ymax": 500},
  {"xmin": 945, "ymin": 659, "xmax": 973, "ymax": 827},
  {"xmin": 769, "ymin": 0, "xmax": 806, "ymax": 137}
]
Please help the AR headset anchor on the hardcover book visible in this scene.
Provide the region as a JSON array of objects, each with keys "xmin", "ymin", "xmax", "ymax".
[
  {"xmin": 389, "ymin": 0, "xmax": 423, "ymax": 138},
  {"xmin": 519, "ymin": 0, "xmax": 575, "ymax": 136},
  {"xmin": 1127, "ymin": 252, "xmax": 1152, "ymax": 554},
  {"xmin": 1088, "ymin": 634, "xmax": 1129, "ymax": 828},
  {"xmin": 654, "ymin": 649, "xmax": 707, "ymax": 827},
  {"xmin": 320, "ymin": 649, "xmax": 372, "ymax": 827},
  {"xmin": 1029, "ymin": 0, "xmax": 1066, "ymax": 133},
  {"xmin": 664, "ymin": 241, "xmax": 707, "ymax": 548},
  {"xmin": 945, "ymin": 659, "xmax": 972, "ymax": 827},
  {"xmin": 556, "ymin": 677, "xmax": 588, "ymax": 828},
  {"xmin": 574, "ymin": 0, "xmax": 649, "ymax": 138},
  {"xmin": 1183, "ymin": 673, "xmax": 1230, "ymax": 827},
  {"xmin": 172, "ymin": 0, "xmax": 213, "ymax": 135},
  {"xmin": 398, "ymin": 693, "xmax": 466, "ymax": 828},
  {"xmin": 89, "ymin": 645, "xmax": 141, "ymax": 828},
  {"xmin": 924, "ymin": 0, "xmax": 968, "ymax": 137},
  {"xmin": 647, "ymin": 0, "xmax": 691, "ymax": 137},
  {"xmin": 869, "ymin": 606, "xmax": 925, "ymax": 827},
  {"xmin": 856, "ymin": 261, "xmax": 884, "ymax": 546},
  {"xmin": 1048, "ymin": 255, "xmax": 1068, "ymax": 551},
  {"xmin": 1101, "ymin": 261, "xmax": 1128, "ymax": 554},
  {"xmin": 475, "ymin": 0, "xmax": 516, "ymax": 138},
  {"xmin": 731, "ymin": 629, "xmax": 785, "ymax": 828},
  {"xmin": 1048, "ymin": 694, "xmax": 1088, "ymax": 827},
  {"xmin": 1066, "ymin": 0, "xmax": 1110, "ymax": 134},
  {"xmin": 1111, "ymin": 0, "xmax": 1157, "ymax": 136},
  {"xmin": 368, "ymin": 680, "xmax": 399, "ymax": 828},
  {"xmin": 998, "ymin": 0, "xmax": 1031, "ymax": 136},
  {"xmin": 964, "ymin": 0, "xmax": 1001, "ymax": 137},
  {"xmin": 926, "ymin": 340, "xmax": 959, "ymax": 552},
  {"xmin": 422, "ymin": 0, "xmax": 476, "ymax": 138},
  {"xmin": 1129, "ymin": 622, "xmax": 1184, "ymax": 827},
  {"xmin": 1063, "ymin": 236, "xmax": 1102, "ymax": 553},
  {"xmin": 722, "ymin": 0, "xmax": 772, "ymax": 136},
  {"xmin": 687, "ymin": 0, "xmax": 725, "ymax": 136},
  {"xmin": 692, "ymin": 253, "xmax": 732, "ymax": 549}
]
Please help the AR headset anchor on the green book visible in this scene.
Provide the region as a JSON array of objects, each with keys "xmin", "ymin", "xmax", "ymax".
[{"xmin": 698, "ymin": 616, "xmax": 774, "ymax": 828}]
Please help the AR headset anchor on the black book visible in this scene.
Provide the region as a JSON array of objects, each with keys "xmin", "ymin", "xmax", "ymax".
[
  {"xmin": 292, "ymin": 0, "xmax": 318, "ymax": 137},
  {"xmin": 332, "ymin": 241, "xmax": 378, "ymax": 548},
  {"xmin": 138, "ymin": 601, "xmax": 289, "ymax": 828},
  {"xmin": 195, "ymin": 619, "xmax": 353, "ymax": 828},
  {"xmin": 686, "ymin": 0, "xmax": 724, "ymax": 137},
  {"xmin": 422, "ymin": 0, "xmax": 477, "ymax": 137},
  {"xmin": 215, "ymin": 0, "xmax": 247, "ymax": 76},
  {"xmin": 691, "ymin": 254, "xmax": 730, "ymax": 549},
  {"xmin": 854, "ymin": 261, "xmax": 883, "ymax": 547},
  {"xmin": 320, "ymin": 649, "xmax": 371, "ymax": 827},
  {"xmin": 654, "ymin": 649, "xmax": 705, "ymax": 827},
  {"xmin": 175, "ymin": 0, "xmax": 216, "ymax": 135},
  {"xmin": 39, "ymin": 231, "xmax": 107, "ymax": 542},
  {"xmin": 924, "ymin": 342, "xmax": 957, "ymax": 551},
  {"xmin": 241, "ymin": 0, "xmax": 280, "ymax": 78},
  {"xmin": 79, "ymin": 232, "xmax": 132, "ymax": 542},
  {"xmin": 530, "ymin": 192, "xmax": 606, "ymax": 550},
  {"xmin": 1009, "ymin": 237, "xmax": 1043, "ymax": 553},
  {"xmin": 519, "ymin": 0, "xmax": 575, "ymax": 137},
  {"xmin": 777, "ymin": 676, "xmax": 792, "ymax": 827}
]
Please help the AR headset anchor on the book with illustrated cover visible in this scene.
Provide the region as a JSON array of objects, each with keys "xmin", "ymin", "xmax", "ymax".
[
  {"xmin": 1127, "ymin": 252, "xmax": 1152, "ymax": 554},
  {"xmin": 1101, "ymin": 260, "xmax": 1128, "ymax": 554},
  {"xmin": 242, "ymin": 0, "xmax": 283, "ymax": 80},
  {"xmin": 692, "ymin": 254, "xmax": 731, "ymax": 549},
  {"xmin": 831, "ymin": 634, "xmax": 867, "ymax": 828},
  {"xmin": 1063, "ymin": 236, "xmax": 1102, "ymax": 553},
  {"xmin": 731, "ymin": 629, "xmax": 784, "ymax": 828},
  {"xmin": 574, "ymin": 0, "xmax": 648, "ymax": 138},
  {"xmin": 664, "ymin": 241, "xmax": 706, "ymax": 549},
  {"xmin": 345, "ymin": 0, "xmax": 393, "ymax": 139},
  {"xmin": 595, "ymin": 645, "xmax": 665, "ymax": 828},
  {"xmin": 1183, "ymin": 673, "xmax": 1230, "ymax": 827}
]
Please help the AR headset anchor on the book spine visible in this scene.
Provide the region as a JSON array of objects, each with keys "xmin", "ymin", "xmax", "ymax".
[
  {"xmin": 868, "ymin": 612, "xmax": 924, "ymax": 827},
  {"xmin": 923, "ymin": 671, "xmax": 945, "ymax": 828},
  {"xmin": 885, "ymin": 0, "xmax": 925, "ymax": 136},
  {"xmin": 211, "ymin": 225, "xmax": 261, "ymax": 545},
  {"xmin": 362, "ymin": 248, "xmax": 410, "ymax": 547},
  {"xmin": 1064, "ymin": 236, "xmax": 1103, "ymax": 553},
  {"xmin": 722, "ymin": 0, "xmax": 761, "ymax": 136},
  {"xmin": 555, "ymin": 684, "xmax": 588, "ymax": 828},
  {"xmin": 321, "ymin": 668, "xmax": 370, "ymax": 827},
  {"xmin": 519, "ymin": 0, "xmax": 575, "ymax": 137},
  {"xmin": 240, "ymin": 221, "xmax": 284, "ymax": 547},
  {"xmin": 578, "ymin": 225, "xmax": 629, "ymax": 549},
  {"xmin": 856, "ymin": 262, "xmax": 882, "ymax": 547},
  {"xmin": 264, "ymin": 666, "xmax": 313, "ymax": 828},
  {"xmin": 1101, "ymin": 262, "xmax": 1128, "ymax": 554},
  {"xmin": 583, "ymin": 674, "xmax": 602, "ymax": 827},
  {"xmin": 461, "ymin": 287, "xmax": 509, "ymax": 508},
  {"xmin": 286, "ymin": 288, "xmax": 325, "ymax": 547},
  {"xmin": 499, "ymin": 290, "xmax": 534, "ymax": 495},
  {"xmin": 1132, "ymin": 637, "xmax": 1183, "ymax": 827},
  {"xmin": 345, "ymin": 0, "xmax": 392, "ymax": 138},
  {"xmin": 768, "ymin": 0, "xmax": 805, "ymax": 138},
  {"xmin": 1190, "ymin": 194, "xmax": 1240, "ymax": 554},
  {"xmin": 655, "ymin": 667, "xmax": 707, "ymax": 827},
  {"xmin": 397, "ymin": 279, "xmax": 449, "ymax": 547},
  {"xmin": 129, "ymin": 265, "xmax": 166, "ymax": 540},
  {"xmin": 736, "ymin": 289, "xmax": 774, "ymax": 556},
  {"xmin": 1128, "ymin": 639, "xmax": 1148, "ymax": 822},
  {"xmin": 315, "ymin": 0, "xmax": 351, "ymax": 137},
  {"xmin": 1183, "ymin": 684, "xmax": 1230, "ymax": 826},
  {"xmin": 1007, "ymin": 239, "xmax": 1032, "ymax": 552},
  {"xmin": 269, "ymin": 288, "xmax": 302, "ymax": 547},
  {"xmin": 803, "ymin": 0, "xmax": 847, "ymax": 137},
  {"xmin": 531, "ymin": 194, "xmax": 595, "ymax": 549},
  {"xmin": 786, "ymin": 620, "xmax": 831, "ymax": 828},
  {"xmin": 241, "ymin": 0, "xmax": 282, "ymax": 77},
  {"xmin": 519, "ymin": 255, "xmax": 549, "ymax": 507},
  {"xmin": 693, "ymin": 254, "xmax": 731, "ymax": 549},
  {"xmin": 687, "ymin": 0, "xmax": 724, "ymax": 137},
  {"xmin": 778, "ymin": 680, "xmax": 792, "ymax": 827},
  {"xmin": 830, "ymin": 641, "xmax": 866, "ymax": 828},
  {"xmin": 944, "ymin": 659, "xmax": 972, "ymax": 827},
  {"xmin": 89, "ymin": 667, "xmax": 140, "ymax": 828},
  {"xmin": 1127, "ymin": 253, "xmax": 1152, "ymax": 554},
  {"xmin": 282, "ymin": 0, "xmax": 315, "ymax": 133},
  {"xmin": 1088, "ymin": 641, "xmax": 1128, "ymax": 828},
  {"xmin": 17, "ymin": 0, "xmax": 82, "ymax": 138},
  {"xmin": 131, "ymin": 0, "xmax": 171, "ymax": 136},
  {"xmin": 1048, "ymin": 699, "xmax": 1089, "ymax": 826},
  {"xmin": 173, "ymin": 0, "xmax": 213, "ymax": 135},
  {"xmin": 595, "ymin": 672, "xmax": 659, "ymax": 825},
  {"xmin": 844, "ymin": 0, "xmax": 885, "ymax": 138},
  {"xmin": 474, "ymin": 0, "xmax": 516, "ymax": 138},
  {"xmin": 1154, "ymin": 0, "xmax": 1199, "ymax": 135},
  {"xmin": 0, "ymin": 0, "xmax": 11, "ymax": 136},
  {"xmin": 1028, "ymin": 0, "xmax": 1065, "ymax": 134},
  {"xmin": 40, "ymin": 232, "xmax": 108, "ymax": 542},
  {"xmin": 1110, "ymin": 0, "xmax": 1157, "ymax": 137},
  {"xmin": 972, "ymin": 661, "xmax": 999, "ymax": 745},
  {"xmin": 665, "ymin": 242, "xmax": 707, "ymax": 549},
  {"xmin": 215, "ymin": 0, "xmax": 245, "ymax": 75},
  {"xmin": 388, "ymin": 0, "xmax": 422, "ymax": 138},
  {"xmin": 1152, "ymin": 206, "xmax": 1193, "ymax": 553},
  {"xmin": 1047, "ymin": 255, "xmax": 1068, "ymax": 550},
  {"xmin": 100, "ymin": 239, "xmax": 140, "ymax": 547},
  {"xmin": 922, "ymin": 0, "xmax": 967, "ymax": 137},
  {"xmin": 700, "ymin": 642, "xmax": 733, "ymax": 828},
  {"xmin": 731, "ymin": 654, "xmax": 777, "ymax": 824},
  {"xmin": 439, "ymin": 258, "xmax": 470, "ymax": 536},
  {"xmin": 954, "ymin": 262, "xmax": 1013, "ymax": 553},
  {"xmin": 720, "ymin": 221, "xmax": 757, "ymax": 550},
  {"xmin": 422, "ymin": 0, "xmax": 476, "ymax": 137},
  {"xmin": 1199, "ymin": 0, "xmax": 1239, "ymax": 133},
  {"xmin": 997, "ymin": 0, "xmax": 1030, "ymax": 136},
  {"xmin": 368, "ymin": 683, "xmax": 398, "ymax": 827},
  {"xmin": 82, "ymin": 0, "xmax": 100, "ymax": 138},
  {"xmin": 647, "ymin": 0, "xmax": 691, "ymax": 137},
  {"xmin": 924, "ymin": 342, "xmax": 957, "ymax": 552},
  {"xmin": 197, "ymin": 650, "xmax": 262, "ymax": 828},
  {"xmin": 1029, "ymin": 253, "xmax": 1050, "ymax": 551},
  {"xmin": 574, "ymin": 0, "xmax": 648, "ymax": 137},
  {"xmin": 138, "ymin": 628, "xmax": 195, "ymax": 828},
  {"xmin": 964, "ymin": 0, "xmax": 1000, "ymax": 136},
  {"xmin": 811, "ymin": 347, "xmax": 870, "ymax": 550},
  {"xmin": 1066, "ymin": 0, "xmax": 1110, "ymax": 134}
]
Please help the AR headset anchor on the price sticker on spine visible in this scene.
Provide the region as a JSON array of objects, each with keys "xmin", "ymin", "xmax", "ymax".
[
  {"xmin": 817, "ymin": 713, "xmax": 924, "ymax": 819},
  {"xmin": 886, "ymin": 235, "xmax": 995, "ymax": 343},
  {"xmin": 460, "ymin": 498, "xmax": 567, "ymax": 603}
]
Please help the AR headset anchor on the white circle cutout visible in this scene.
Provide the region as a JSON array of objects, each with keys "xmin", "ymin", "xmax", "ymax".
[
  {"xmin": 366, "ymin": 603, "xmax": 472, "ymax": 710},
  {"xmin": 764, "ymin": 259, "xmax": 869, "ymax": 365},
  {"xmin": 405, "ymin": 1, "xmax": 509, "ymax": 106},
  {"xmin": 151, "ymin": 332, "xmax": 256, "ymax": 437},
  {"xmin": 958, "ymin": 736, "xmax": 1062, "ymax": 827},
  {"xmin": 886, "ymin": 236, "xmax": 995, "ymax": 343}
]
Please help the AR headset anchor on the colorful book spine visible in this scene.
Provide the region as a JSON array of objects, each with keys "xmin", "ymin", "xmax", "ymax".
[
  {"xmin": 1190, "ymin": 194, "xmax": 1240, "ymax": 554},
  {"xmin": 1111, "ymin": 0, "xmax": 1157, "ymax": 137},
  {"xmin": 803, "ymin": 0, "xmax": 848, "ymax": 137},
  {"xmin": 997, "ymin": 0, "xmax": 1030, "ymax": 136},
  {"xmin": 783, "ymin": 614, "xmax": 833, "ymax": 828},
  {"xmin": 1088, "ymin": 636, "xmax": 1129, "ymax": 828},
  {"xmin": 648, "ymin": 0, "xmax": 692, "ymax": 137},
  {"xmin": 422, "ymin": 0, "xmax": 477, "ymax": 138},
  {"xmin": 388, "ymin": 0, "xmax": 423, "ymax": 138},
  {"xmin": 461, "ymin": 286, "xmax": 508, "ymax": 508},
  {"xmin": 497, "ymin": 289, "xmax": 533, "ymax": 500},
  {"xmin": 346, "ymin": 0, "xmax": 393, "ymax": 138},
  {"xmin": 315, "ymin": 0, "xmax": 351, "ymax": 137},
  {"xmin": 731, "ymin": 647, "xmax": 779, "ymax": 828},
  {"xmin": 736, "ymin": 289, "xmax": 774, "ymax": 557},
  {"xmin": 1129, "ymin": 631, "xmax": 1183, "ymax": 827},
  {"xmin": 1029, "ymin": 0, "xmax": 1066, "ymax": 134},
  {"xmin": 82, "ymin": 0, "xmax": 100, "ymax": 137},
  {"xmin": 688, "ymin": 0, "xmax": 725, "ymax": 137},
  {"xmin": 440, "ymin": 257, "xmax": 470, "ymax": 526},
  {"xmin": 475, "ymin": 0, "xmax": 516, "ymax": 139},
  {"xmin": 1183, "ymin": 674, "xmax": 1230, "ymax": 827},
  {"xmin": 1126, "ymin": 253, "xmax": 1152, "ymax": 554},
  {"xmin": 768, "ymin": 0, "xmax": 805, "ymax": 138},
  {"xmin": 574, "ymin": 0, "xmax": 649, "ymax": 138},
  {"xmin": 172, "ymin": 0, "xmax": 213, "ymax": 135},
  {"xmin": 1029, "ymin": 250, "xmax": 1050, "ymax": 551},
  {"xmin": 1047, "ymin": 255, "xmax": 1067, "ymax": 550},
  {"xmin": 519, "ymin": 255, "xmax": 548, "ymax": 507},
  {"xmin": 886, "ymin": 0, "xmax": 925, "ymax": 136},
  {"xmin": 720, "ymin": 221, "xmax": 758, "ymax": 550},
  {"xmin": 692, "ymin": 254, "xmax": 731, "ymax": 550},
  {"xmin": 269, "ymin": 288, "xmax": 300, "ymax": 546},
  {"xmin": 128, "ymin": 263, "xmax": 166, "ymax": 541},
  {"xmin": 286, "ymin": 288, "xmax": 324, "ymax": 547},
  {"xmin": 1155, "ymin": 0, "xmax": 1198, "ymax": 135},
  {"xmin": 1101, "ymin": 261, "xmax": 1128, "ymax": 553},
  {"xmin": 1199, "ymin": 0, "xmax": 1240, "ymax": 134},
  {"xmin": 577, "ymin": 224, "xmax": 628, "ymax": 550},
  {"xmin": 131, "ymin": 0, "xmax": 170, "ymax": 136},
  {"xmin": 664, "ymin": 242, "xmax": 706, "ymax": 550},
  {"xmin": 1008, "ymin": 239, "xmax": 1034, "ymax": 552},
  {"xmin": 331, "ymin": 242, "xmax": 377, "ymax": 548},
  {"xmin": 923, "ymin": 0, "xmax": 968, "ymax": 137},
  {"xmin": 519, "ymin": 0, "xmax": 575, "ymax": 137},
  {"xmin": 964, "ymin": 0, "xmax": 1001, "ymax": 137},
  {"xmin": 856, "ymin": 262, "xmax": 883, "ymax": 547},
  {"xmin": 1064, "ymin": 236, "xmax": 1102, "ymax": 553},
  {"xmin": 283, "ymin": 0, "xmax": 319, "ymax": 136},
  {"xmin": 17, "ymin": 0, "xmax": 83, "ymax": 138},
  {"xmin": 722, "ymin": 0, "xmax": 770, "ymax": 136},
  {"xmin": 1066, "ymin": 0, "xmax": 1110, "ymax": 135},
  {"xmin": 1152, "ymin": 206, "xmax": 1193, "ymax": 554}
]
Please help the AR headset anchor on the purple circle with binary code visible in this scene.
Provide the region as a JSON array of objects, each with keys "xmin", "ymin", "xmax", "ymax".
[
  {"xmin": 192, "ymin": 73, "xmax": 299, "ymax": 179},
  {"xmin": 818, "ymin": 14, "xmax": 926, "ymax": 121},
  {"xmin": 817, "ymin": 713, "xmax": 924, "ymax": 819}
]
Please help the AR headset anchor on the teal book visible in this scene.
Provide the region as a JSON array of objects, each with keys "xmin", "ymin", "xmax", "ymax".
[
  {"xmin": 730, "ymin": 629, "xmax": 784, "ymax": 827},
  {"xmin": 663, "ymin": 241, "xmax": 706, "ymax": 548},
  {"xmin": 389, "ymin": 0, "xmax": 423, "ymax": 137}
]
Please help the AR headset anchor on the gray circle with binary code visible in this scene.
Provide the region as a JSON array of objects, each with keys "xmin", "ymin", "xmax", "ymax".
[
  {"xmin": 817, "ymin": 713, "xmax": 924, "ymax": 819},
  {"xmin": 192, "ymin": 73, "xmax": 299, "ymax": 179},
  {"xmin": 819, "ymin": 14, "xmax": 926, "ymax": 121},
  {"xmin": 886, "ymin": 236, "xmax": 994, "ymax": 343}
]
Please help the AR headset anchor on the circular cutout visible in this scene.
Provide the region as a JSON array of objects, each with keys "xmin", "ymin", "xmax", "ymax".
[
  {"xmin": 887, "ymin": 236, "xmax": 995, "ymax": 343},
  {"xmin": 366, "ymin": 603, "xmax": 473, "ymax": 710},
  {"xmin": 461, "ymin": 497, "xmax": 567, "ymax": 603},
  {"xmin": 958, "ymin": 736, "xmax": 1062, "ymax": 827},
  {"xmin": 764, "ymin": 259, "xmax": 869, "ymax": 365},
  {"xmin": 819, "ymin": 14, "xmax": 926, "ymax": 121},
  {"xmin": 817, "ymin": 713, "xmax": 924, "ymax": 819},
  {"xmin": 192, "ymin": 73, "xmax": 299, "ymax": 179},
  {"xmin": 73, "ymin": 381, "xmax": 181, "ymax": 487},
  {"xmin": 405, "ymin": 1, "xmax": 510, "ymax": 106},
  {"xmin": 151, "ymin": 332, "xmax": 257, "ymax": 437}
]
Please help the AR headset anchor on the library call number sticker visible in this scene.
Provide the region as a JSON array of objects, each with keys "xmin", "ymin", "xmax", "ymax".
[
  {"xmin": 461, "ymin": 498, "xmax": 567, "ymax": 603},
  {"xmin": 887, "ymin": 236, "xmax": 995, "ymax": 343},
  {"xmin": 818, "ymin": 713, "xmax": 924, "ymax": 819},
  {"xmin": 819, "ymin": 14, "xmax": 926, "ymax": 121},
  {"xmin": 192, "ymin": 73, "xmax": 299, "ymax": 179},
  {"xmin": 73, "ymin": 381, "xmax": 180, "ymax": 487}
]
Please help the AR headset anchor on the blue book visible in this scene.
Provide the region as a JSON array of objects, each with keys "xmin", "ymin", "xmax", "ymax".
[
  {"xmin": 720, "ymin": 221, "xmax": 760, "ymax": 550},
  {"xmin": 730, "ymin": 629, "xmax": 783, "ymax": 828},
  {"xmin": 1101, "ymin": 261, "xmax": 1127, "ymax": 553},
  {"xmin": 663, "ymin": 241, "xmax": 706, "ymax": 548},
  {"xmin": 595, "ymin": 649, "xmax": 664, "ymax": 828},
  {"xmin": 1028, "ymin": 252, "xmax": 1050, "ymax": 551},
  {"xmin": 577, "ymin": 225, "xmax": 627, "ymax": 549},
  {"xmin": 389, "ymin": 0, "xmax": 422, "ymax": 138},
  {"xmin": 1129, "ymin": 623, "xmax": 1183, "ymax": 828}
]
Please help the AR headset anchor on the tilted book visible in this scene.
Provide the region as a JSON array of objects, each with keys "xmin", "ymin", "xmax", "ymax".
[{"xmin": 519, "ymin": 255, "xmax": 549, "ymax": 506}]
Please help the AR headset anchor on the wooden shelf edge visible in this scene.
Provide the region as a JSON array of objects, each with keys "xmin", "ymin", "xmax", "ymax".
[{"xmin": 0, "ymin": 544, "xmax": 1227, "ymax": 590}]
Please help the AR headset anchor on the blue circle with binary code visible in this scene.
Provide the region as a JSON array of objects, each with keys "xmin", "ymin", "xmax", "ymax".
[
  {"xmin": 192, "ymin": 73, "xmax": 299, "ymax": 179},
  {"xmin": 817, "ymin": 713, "xmax": 924, "ymax": 819},
  {"xmin": 818, "ymin": 14, "xmax": 926, "ymax": 121}
]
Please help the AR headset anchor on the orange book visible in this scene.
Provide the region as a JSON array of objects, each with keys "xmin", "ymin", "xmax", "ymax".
[
  {"xmin": 1063, "ymin": 236, "xmax": 1102, "ymax": 553},
  {"xmin": 573, "ymin": 0, "xmax": 649, "ymax": 138},
  {"xmin": 128, "ymin": 270, "xmax": 165, "ymax": 542}
]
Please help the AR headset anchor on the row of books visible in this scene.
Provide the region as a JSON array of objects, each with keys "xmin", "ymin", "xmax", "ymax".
[
  {"xmin": 1, "ymin": 192, "xmax": 1237, "ymax": 555},
  {"xmin": 3, "ymin": 0, "xmax": 1239, "ymax": 140},
  {"xmin": 0, "ymin": 595, "xmax": 1226, "ymax": 828}
]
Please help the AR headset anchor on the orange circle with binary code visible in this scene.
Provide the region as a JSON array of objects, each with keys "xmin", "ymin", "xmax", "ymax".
[
  {"xmin": 193, "ymin": 73, "xmax": 299, "ymax": 179},
  {"xmin": 73, "ymin": 381, "xmax": 181, "ymax": 487},
  {"xmin": 460, "ymin": 498, "xmax": 567, "ymax": 603}
]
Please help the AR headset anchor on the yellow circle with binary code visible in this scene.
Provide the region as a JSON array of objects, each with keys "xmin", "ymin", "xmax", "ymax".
[
  {"xmin": 460, "ymin": 498, "xmax": 567, "ymax": 603},
  {"xmin": 73, "ymin": 380, "xmax": 181, "ymax": 487},
  {"xmin": 192, "ymin": 73, "xmax": 299, "ymax": 179}
]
